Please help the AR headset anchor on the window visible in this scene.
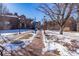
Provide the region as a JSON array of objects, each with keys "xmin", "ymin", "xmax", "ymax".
[
  {"xmin": 0, "ymin": 21, "xmax": 10, "ymax": 26},
  {"xmin": 4, "ymin": 21, "xmax": 10, "ymax": 25},
  {"xmin": 77, "ymin": 23, "xmax": 79, "ymax": 30},
  {"xmin": 0, "ymin": 22, "xmax": 4, "ymax": 26}
]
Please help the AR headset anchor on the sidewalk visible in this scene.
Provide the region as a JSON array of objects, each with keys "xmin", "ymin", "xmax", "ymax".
[{"xmin": 10, "ymin": 30, "xmax": 45, "ymax": 56}]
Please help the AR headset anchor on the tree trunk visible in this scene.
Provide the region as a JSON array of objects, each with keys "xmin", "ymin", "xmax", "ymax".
[
  {"xmin": 60, "ymin": 27, "xmax": 63, "ymax": 35},
  {"xmin": 44, "ymin": 30, "xmax": 45, "ymax": 34}
]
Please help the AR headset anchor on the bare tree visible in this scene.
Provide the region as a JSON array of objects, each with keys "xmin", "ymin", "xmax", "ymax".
[
  {"xmin": 37, "ymin": 3, "xmax": 75, "ymax": 34},
  {"xmin": 76, "ymin": 4, "xmax": 79, "ymax": 20},
  {"xmin": 0, "ymin": 3, "xmax": 9, "ymax": 15},
  {"xmin": 0, "ymin": 3, "xmax": 2, "ymax": 15}
]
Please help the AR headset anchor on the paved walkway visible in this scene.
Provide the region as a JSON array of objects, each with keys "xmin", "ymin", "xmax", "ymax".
[{"xmin": 9, "ymin": 30, "xmax": 45, "ymax": 56}]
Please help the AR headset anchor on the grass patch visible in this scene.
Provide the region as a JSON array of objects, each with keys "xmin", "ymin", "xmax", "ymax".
[
  {"xmin": 19, "ymin": 34, "xmax": 33, "ymax": 39},
  {"xmin": 0, "ymin": 34, "xmax": 33, "ymax": 44},
  {"xmin": 0, "ymin": 40, "xmax": 4, "ymax": 44}
]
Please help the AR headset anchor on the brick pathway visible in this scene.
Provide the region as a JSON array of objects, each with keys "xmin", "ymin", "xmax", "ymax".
[{"xmin": 9, "ymin": 30, "xmax": 45, "ymax": 56}]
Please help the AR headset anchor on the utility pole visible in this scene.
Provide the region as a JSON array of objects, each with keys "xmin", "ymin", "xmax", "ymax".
[{"xmin": 34, "ymin": 17, "xmax": 37, "ymax": 33}]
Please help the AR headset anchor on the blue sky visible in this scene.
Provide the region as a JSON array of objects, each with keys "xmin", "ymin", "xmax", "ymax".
[
  {"xmin": 3, "ymin": 3, "xmax": 77, "ymax": 22},
  {"xmin": 4, "ymin": 3, "xmax": 45, "ymax": 22}
]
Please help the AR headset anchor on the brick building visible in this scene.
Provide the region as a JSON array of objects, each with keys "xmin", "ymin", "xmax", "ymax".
[
  {"xmin": 0, "ymin": 13, "xmax": 34, "ymax": 30},
  {"xmin": 43, "ymin": 17, "xmax": 77, "ymax": 32},
  {"xmin": 0, "ymin": 14, "xmax": 19, "ymax": 30},
  {"xmin": 63, "ymin": 17, "xmax": 77, "ymax": 31}
]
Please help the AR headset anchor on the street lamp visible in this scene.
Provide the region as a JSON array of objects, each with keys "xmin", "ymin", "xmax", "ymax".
[
  {"xmin": 34, "ymin": 17, "xmax": 37, "ymax": 33},
  {"xmin": 18, "ymin": 18, "xmax": 21, "ymax": 34}
]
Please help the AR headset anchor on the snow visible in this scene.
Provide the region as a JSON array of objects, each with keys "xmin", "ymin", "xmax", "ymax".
[
  {"xmin": 0, "ymin": 29, "xmax": 28, "ymax": 36},
  {"xmin": 42, "ymin": 30, "xmax": 79, "ymax": 56},
  {"xmin": 0, "ymin": 29, "xmax": 36, "ymax": 51},
  {"xmin": 3, "ymin": 39, "xmax": 33, "ymax": 51},
  {"xmin": 76, "ymin": 49, "xmax": 79, "ymax": 54},
  {"xmin": 0, "ymin": 29, "xmax": 79, "ymax": 56},
  {"xmin": 46, "ymin": 30, "xmax": 79, "ymax": 43},
  {"xmin": 1, "ymin": 14, "xmax": 17, "ymax": 18},
  {"xmin": 54, "ymin": 42, "xmax": 71, "ymax": 56},
  {"xmin": 42, "ymin": 31, "xmax": 48, "ymax": 54},
  {"xmin": 0, "ymin": 29, "xmax": 34, "ymax": 41}
]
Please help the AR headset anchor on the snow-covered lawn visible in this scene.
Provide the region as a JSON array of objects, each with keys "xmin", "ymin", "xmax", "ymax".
[
  {"xmin": 2, "ymin": 33, "xmax": 36, "ymax": 51},
  {"xmin": 42, "ymin": 30, "xmax": 79, "ymax": 56},
  {"xmin": 0, "ymin": 29, "xmax": 36, "ymax": 51},
  {"xmin": 0, "ymin": 29, "xmax": 34, "ymax": 36},
  {"xmin": 0, "ymin": 29, "xmax": 79, "ymax": 56}
]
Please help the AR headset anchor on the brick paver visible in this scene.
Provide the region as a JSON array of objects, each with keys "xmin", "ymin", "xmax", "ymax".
[{"xmin": 10, "ymin": 30, "xmax": 45, "ymax": 56}]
